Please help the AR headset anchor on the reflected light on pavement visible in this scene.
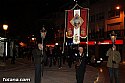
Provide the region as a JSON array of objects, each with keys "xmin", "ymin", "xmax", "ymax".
[
  {"xmin": 94, "ymin": 76, "xmax": 99, "ymax": 83},
  {"xmin": 94, "ymin": 68, "xmax": 103, "ymax": 83}
]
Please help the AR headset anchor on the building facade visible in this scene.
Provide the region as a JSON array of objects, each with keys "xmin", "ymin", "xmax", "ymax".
[
  {"xmin": 89, "ymin": 0, "xmax": 125, "ymax": 61},
  {"xmin": 44, "ymin": 0, "xmax": 125, "ymax": 61}
]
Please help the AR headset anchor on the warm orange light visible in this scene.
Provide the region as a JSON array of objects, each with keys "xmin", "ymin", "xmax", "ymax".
[
  {"xmin": 66, "ymin": 32, "xmax": 67, "ymax": 36},
  {"xmin": 100, "ymin": 68, "xmax": 103, "ymax": 72},
  {"xmin": 19, "ymin": 42, "xmax": 26, "ymax": 47},
  {"xmin": 3, "ymin": 24, "xmax": 8, "ymax": 30},
  {"xmin": 80, "ymin": 41, "xmax": 96, "ymax": 45},
  {"xmin": 116, "ymin": 6, "xmax": 120, "ymax": 10},
  {"xmin": 46, "ymin": 44, "xmax": 55, "ymax": 47},
  {"xmin": 32, "ymin": 38, "xmax": 36, "ymax": 41}
]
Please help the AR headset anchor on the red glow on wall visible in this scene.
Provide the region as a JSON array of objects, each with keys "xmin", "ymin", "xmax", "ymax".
[
  {"xmin": 80, "ymin": 41, "xmax": 96, "ymax": 45},
  {"xmin": 102, "ymin": 40, "xmax": 123, "ymax": 45},
  {"xmin": 80, "ymin": 40, "xmax": 123, "ymax": 45}
]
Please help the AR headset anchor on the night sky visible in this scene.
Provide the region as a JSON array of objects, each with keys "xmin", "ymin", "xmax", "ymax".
[{"xmin": 0, "ymin": 0, "xmax": 96, "ymax": 42}]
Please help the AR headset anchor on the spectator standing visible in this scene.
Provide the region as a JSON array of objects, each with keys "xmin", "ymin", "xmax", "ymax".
[{"xmin": 106, "ymin": 45, "xmax": 121, "ymax": 83}]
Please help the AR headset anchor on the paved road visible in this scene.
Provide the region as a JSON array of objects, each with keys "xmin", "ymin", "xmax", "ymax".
[
  {"xmin": 96, "ymin": 62, "xmax": 125, "ymax": 83},
  {"xmin": 0, "ymin": 58, "xmax": 99, "ymax": 83},
  {"xmin": 3, "ymin": 58, "xmax": 125, "ymax": 83}
]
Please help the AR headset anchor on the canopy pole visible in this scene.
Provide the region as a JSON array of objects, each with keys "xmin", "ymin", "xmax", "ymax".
[
  {"xmin": 62, "ymin": 11, "xmax": 67, "ymax": 53},
  {"xmin": 86, "ymin": 8, "xmax": 89, "ymax": 57}
]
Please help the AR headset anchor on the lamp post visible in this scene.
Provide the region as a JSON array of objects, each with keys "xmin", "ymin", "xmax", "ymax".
[
  {"xmin": 40, "ymin": 25, "xmax": 47, "ymax": 55},
  {"xmin": 109, "ymin": 31, "xmax": 117, "ymax": 83},
  {"xmin": 31, "ymin": 35, "xmax": 36, "ymax": 47},
  {"xmin": 40, "ymin": 25, "xmax": 47, "ymax": 77},
  {"xmin": 3, "ymin": 24, "xmax": 8, "ymax": 62},
  {"xmin": 110, "ymin": 31, "xmax": 117, "ymax": 46}
]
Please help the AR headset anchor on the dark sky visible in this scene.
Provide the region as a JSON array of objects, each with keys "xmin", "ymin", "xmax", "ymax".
[
  {"xmin": 0, "ymin": 0, "xmax": 70, "ymax": 36},
  {"xmin": 0, "ymin": 0, "xmax": 94, "ymax": 42}
]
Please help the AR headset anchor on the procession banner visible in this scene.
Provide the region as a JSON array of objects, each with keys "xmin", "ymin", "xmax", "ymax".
[
  {"xmin": 66, "ymin": 10, "xmax": 74, "ymax": 38},
  {"xmin": 66, "ymin": 8, "xmax": 88, "ymax": 44},
  {"xmin": 80, "ymin": 9, "xmax": 88, "ymax": 38}
]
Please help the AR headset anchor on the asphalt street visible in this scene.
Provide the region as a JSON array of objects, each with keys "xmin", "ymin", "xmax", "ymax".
[
  {"xmin": 2, "ymin": 58, "xmax": 125, "ymax": 83},
  {"xmin": 0, "ymin": 58, "xmax": 99, "ymax": 83}
]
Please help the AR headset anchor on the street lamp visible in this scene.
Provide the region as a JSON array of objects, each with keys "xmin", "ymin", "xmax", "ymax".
[
  {"xmin": 32, "ymin": 37, "xmax": 36, "ymax": 41},
  {"xmin": 3, "ymin": 24, "xmax": 8, "ymax": 37},
  {"xmin": 40, "ymin": 25, "xmax": 47, "ymax": 55},
  {"xmin": 110, "ymin": 31, "xmax": 117, "ymax": 46},
  {"xmin": 116, "ymin": 5, "xmax": 120, "ymax": 10},
  {"xmin": 3, "ymin": 24, "xmax": 8, "ymax": 30},
  {"xmin": 3, "ymin": 24, "xmax": 8, "ymax": 62}
]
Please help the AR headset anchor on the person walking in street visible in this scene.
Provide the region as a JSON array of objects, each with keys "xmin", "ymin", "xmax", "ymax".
[
  {"xmin": 75, "ymin": 47, "xmax": 87, "ymax": 83},
  {"xmin": 67, "ymin": 47, "xmax": 74, "ymax": 68},
  {"xmin": 48, "ymin": 46, "xmax": 54, "ymax": 67},
  {"xmin": 32, "ymin": 43, "xmax": 46, "ymax": 83},
  {"xmin": 57, "ymin": 46, "xmax": 63, "ymax": 69},
  {"xmin": 11, "ymin": 45, "xmax": 17, "ymax": 64},
  {"xmin": 106, "ymin": 45, "xmax": 121, "ymax": 83}
]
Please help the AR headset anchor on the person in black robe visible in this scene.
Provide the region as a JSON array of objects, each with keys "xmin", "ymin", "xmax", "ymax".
[
  {"xmin": 32, "ymin": 43, "xmax": 46, "ymax": 83},
  {"xmin": 75, "ymin": 47, "xmax": 87, "ymax": 83}
]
